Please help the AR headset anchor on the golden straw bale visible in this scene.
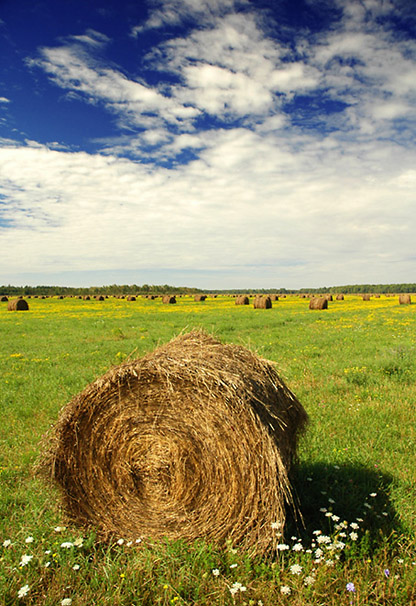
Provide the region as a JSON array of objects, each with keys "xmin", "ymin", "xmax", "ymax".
[
  {"xmin": 325, "ymin": 294, "xmax": 333, "ymax": 301},
  {"xmin": 269, "ymin": 294, "xmax": 279, "ymax": 301},
  {"xmin": 8, "ymin": 298, "xmax": 29, "ymax": 311},
  {"xmin": 127, "ymin": 295, "xmax": 136, "ymax": 301},
  {"xmin": 37, "ymin": 330, "xmax": 307, "ymax": 555},
  {"xmin": 1, "ymin": 295, "xmax": 8, "ymax": 302},
  {"xmin": 362, "ymin": 294, "xmax": 371, "ymax": 301},
  {"xmin": 399, "ymin": 294, "xmax": 411, "ymax": 305},
  {"xmin": 309, "ymin": 297, "xmax": 328, "ymax": 310},
  {"xmin": 336, "ymin": 294, "xmax": 344, "ymax": 300},
  {"xmin": 162, "ymin": 295, "xmax": 176, "ymax": 304},
  {"xmin": 253, "ymin": 295, "xmax": 272, "ymax": 309},
  {"xmin": 194, "ymin": 294, "xmax": 207, "ymax": 302},
  {"xmin": 235, "ymin": 295, "xmax": 249, "ymax": 305}
]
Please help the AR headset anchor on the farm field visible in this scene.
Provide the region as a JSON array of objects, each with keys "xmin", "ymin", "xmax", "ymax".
[{"xmin": 0, "ymin": 294, "xmax": 415, "ymax": 605}]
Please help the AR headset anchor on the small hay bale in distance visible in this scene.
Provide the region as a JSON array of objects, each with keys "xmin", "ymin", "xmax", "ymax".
[
  {"xmin": 8, "ymin": 298, "xmax": 29, "ymax": 311},
  {"xmin": 235, "ymin": 295, "xmax": 250, "ymax": 305},
  {"xmin": 1, "ymin": 295, "xmax": 8, "ymax": 302},
  {"xmin": 126, "ymin": 295, "xmax": 136, "ymax": 301},
  {"xmin": 309, "ymin": 297, "xmax": 328, "ymax": 310},
  {"xmin": 38, "ymin": 330, "xmax": 308, "ymax": 556},
  {"xmin": 399, "ymin": 294, "xmax": 411, "ymax": 305},
  {"xmin": 336, "ymin": 294, "xmax": 344, "ymax": 300},
  {"xmin": 253, "ymin": 295, "xmax": 272, "ymax": 309},
  {"xmin": 194, "ymin": 294, "xmax": 207, "ymax": 302},
  {"xmin": 162, "ymin": 295, "xmax": 176, "ymax": 304},
  {"xmin": 362, "ymin": 294, "xmax": 371, "ymax": 301},
  {"xmin": 269, "ymin": 294, "xmax": 279, "ymax": 301}
]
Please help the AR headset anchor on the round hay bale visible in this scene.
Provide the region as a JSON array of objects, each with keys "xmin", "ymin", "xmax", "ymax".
[
  {"xmin": 309, "ymin": 297, "xmax": 328, "ymax": 310},
  {"xmin": 362, "ymin": 294, "xmax": 371, "ymax": 301},
  {"xmin": 162, "ymin": 295, "xmax": 176, "ymax": 304},
  {"xmin": 1, "ymin": 295, "xmax": 8, "ymax": 302},
  {"xmin": 336, "ymin": 294, "xmax": 344, "ymax": 300},
  {"xmin": 38, "ymin": 330, "xmax": 307, "ymax": 555},
  {"xmin": 194, "ymin": 294, "xmax": 207, "ymax": 302},
  {"xmin": 83, "ymin": 295, "xmax": 90, "ymax": 301},
  {"xmin": 8, "ymin": 298, "xmax": 29, "ymax": 311},
  {"xmin": 127, "ymin": 295, "xmax": 136, "ymax": 301},
  {"xmin": 235, "ymin": 295, "xmax": 249, "ymax": 305},
  {"xmin": 253, "ymin": 295, "xmax": 272, "ymax": 309},
  {"xmin": 399, "ymin": 294, "xmax": 411, "ymax": 305},
  {"xmin": 269, "ymin": 294, "xmax": 279, "ymax": 301},
  {"xmin": 325, "ymin": 294, "xmax": 333, "ymax": 301}
]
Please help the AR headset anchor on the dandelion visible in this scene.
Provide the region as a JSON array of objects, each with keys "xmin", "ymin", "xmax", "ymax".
[
  {"xmin": 290, "ymin": 564, "xmax": 302, "ymax": 575},
  {"xmin": 346, "ymin": 582, "xmax": 356, "ymax": 592},
  {"xmin": 17, "ymin": 585, "xmax": 30, "ymax": 598},
  {"xmin": 212, "ymin": 569, "xmax": 220, "ymax": 576},
  {"xmin": 280, "ymin": 585, "xmax": 291, "ymax": 595},
  {"xmin": 60, "ymin": 542, "xmax": 74, "ymax": 549},
  {"xmin": 3, "ymin": 539, "xmax": 12, "ymax": 547},
  {"xmin": 25, "ymin": 536, "xmax": 34, "ymax": 544},
  {"xmin": 19, "ymin": 554, "xmax": 33, "ymax": 567}
]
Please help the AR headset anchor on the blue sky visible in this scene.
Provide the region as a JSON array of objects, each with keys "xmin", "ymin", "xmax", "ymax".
[{"xmin": 1, "ymin": 0, "xmax": 416, "ymax": 289}]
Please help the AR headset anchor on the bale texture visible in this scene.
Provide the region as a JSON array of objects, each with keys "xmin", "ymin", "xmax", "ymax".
[
  {"xmin": 8, "ymin": 298, "xmax": 29, "ymax": 311},
  {"xmin": 362, "ymin": 294, "xmax": 371, "ymax": 301},
  {"xmin": 336, "ymin": 294, "xmax": 344, "ymax": 300},
  {"xmin": 399, "ymin": 294, "xmax": 411, "ymax": 305},
  {"xmin": 194, "ymin": 294, "xmax": 207, "ymax": 302},
  {"xmin": 309, "ymin": 297, "xmax": 328, "ymax": 310},
  {"xmin": 253, "ymin": 295, "xmax": 272, "ymax": 309},
  {"xmin": 38, "ymin": 330, "xmax": 307, "ymax": 555},
  {"xmin": 162, "ymin": 295, "xmax": 176, "ymax": 304},
  {"xmin": 235, "ymin": 295, "xmax": 249, "ymax": 305}
]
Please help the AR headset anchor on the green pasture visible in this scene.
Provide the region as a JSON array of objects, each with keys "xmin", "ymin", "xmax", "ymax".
[{"xmin": 0, "ymin": 294, "xmax": 415, "ymax": 604}]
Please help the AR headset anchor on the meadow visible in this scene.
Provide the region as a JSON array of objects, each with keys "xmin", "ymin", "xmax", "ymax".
[{"xmin": 0, "ymin": 294, "xmax": 415, "ymax": 605}]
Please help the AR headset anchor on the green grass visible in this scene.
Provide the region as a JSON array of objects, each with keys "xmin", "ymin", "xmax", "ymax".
[{"xmin": 0, "ymin": 295, "xmax": 415, "ymax": 605}]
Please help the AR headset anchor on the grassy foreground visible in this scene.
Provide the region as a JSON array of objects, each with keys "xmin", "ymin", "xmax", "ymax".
[{"xmin": 0, "ymin": 294, "xmax": 415, "ymax": 605}]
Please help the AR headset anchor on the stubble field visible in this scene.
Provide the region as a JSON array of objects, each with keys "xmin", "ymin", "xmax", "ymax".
[{"xmin": 0, "ymin": 294, "xmax": 415, "ymax": 605}]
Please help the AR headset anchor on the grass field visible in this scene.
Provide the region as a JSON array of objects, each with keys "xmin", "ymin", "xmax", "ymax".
[{"xmin": 1, "ymin": 294, "xmax": 415, "ymax": 605}]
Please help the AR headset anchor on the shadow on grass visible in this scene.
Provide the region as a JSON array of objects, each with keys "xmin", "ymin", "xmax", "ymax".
[{"xmin": 286, "ymin": 461, "xmax": 404, "ymax": 551}]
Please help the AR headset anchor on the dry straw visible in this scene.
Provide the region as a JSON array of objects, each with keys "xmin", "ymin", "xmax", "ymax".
[
  {"xmin": 399, "ymin": 294, "xmax": 411, "ymax": 305},
  {"xmin": 162, "ymin": 295, "xmax": 176, "ymax": 304},
  {"xmin": 309, "ymin": 297, "xmax": 328, "ymax": 310},
  {"xmin": 253, "ymin": 295, "xmax": 272, "ymax": 309},
  {"xmin": 194, "ymin": 294, "xmax": 207, "ymax": 302},
  {"xmin": 235, "ymin": 295, "xmax": 250, "ymax": 305},
  {"xmin": 38, "ymin": 330, "xmax": 307, "ymax": 555},
  {"xmin": 7, "ymin": 298, "xmax": 29, "ymax": 311}
]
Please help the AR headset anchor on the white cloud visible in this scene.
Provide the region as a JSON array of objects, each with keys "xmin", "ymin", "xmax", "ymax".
[{"xmin": 0, "ymin": 97, "xmax": 10, "ymax": 103}]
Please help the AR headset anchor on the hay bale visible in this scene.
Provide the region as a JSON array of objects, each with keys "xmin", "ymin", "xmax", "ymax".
[
  {"xmin": 362, "ymin": 294, "xmax": 371, "ymax": 301},
  {"xmin": 253, "ymin": 295, "xmax": 272, "ymax": 309},
  {"xmin": 309, "ymin": 297, "xmax": 328, "ymax": 310},
  {"xmin": 38, "ymin": 330, "xmax": 307, "ymax": 555},
  {"xmin": 269, "ymin": 294, "xmax": 279, "ymax": 301},
  {"xmin": 325, "ymin": 294, "xmax": 333, "ymax": 301},
  {"xmin": 83, "ymin": 295, "xmax": 90, "ymax": 300},
  {"xmin": 8, "ymin": 298, "xmax": 29, "ymax": 311},
  {"xmin": 336, "ymin": 294, "xmax": 344, "ymax": 300},
  {"xmin": 1, "ymin": 295, "xmax": 8, "ymax": 302},
  {"xmin": 127, "ymin": 295, "xmax": 136, "ymax": 301},
  {"xmin": 194, "ymin": 294, "xmax": 207, "ymax": 302},
  {"xmin": 235, "ymin": 295, "xmax": 249, "ymax": 306},
  {"xmin": 399, "ymin": 294, "xmax": 411, "ymax": 305},
  {"xmin": 162, "ymin": 295, "xmax": 176, "ymax": 304}
]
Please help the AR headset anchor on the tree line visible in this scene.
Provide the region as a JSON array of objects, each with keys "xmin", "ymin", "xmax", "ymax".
[{"xmin": 1, "ymin": 283, "xmax": 416, "ymax": 296}]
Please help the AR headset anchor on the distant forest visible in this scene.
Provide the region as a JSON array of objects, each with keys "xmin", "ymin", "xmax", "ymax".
[{"xmin": 1, "ymin": 283, "xmax": 416, "ymax": 296}]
